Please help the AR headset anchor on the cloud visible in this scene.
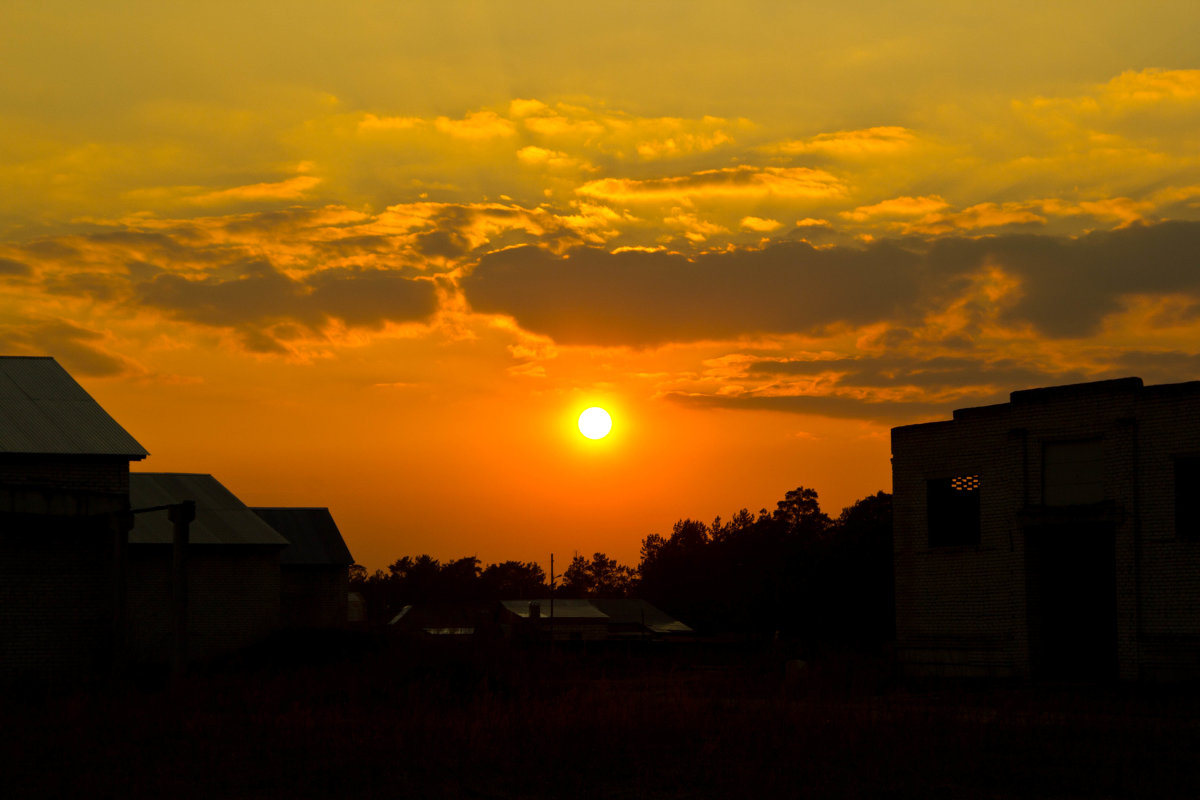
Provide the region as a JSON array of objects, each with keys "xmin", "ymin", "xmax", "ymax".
[
  {"xmin": 463, "ymin": 239, "xmax": 922, "ymax": 346},
  {"xmin": 434, "ymin": 111, "xmax": 516, "ymax": 140},
  {"xmin": 462, "ymin": 220, "xmax": 1200, "ymax": 346},
  {"xmin": 663, "ymin": 390, "xmax": 958, "ymax": 423},
  {"xmin": 745, "ymin": 354, "xmax": 1088, "ymax": 392},
  {"xmin": 576, "ymin": 166, "xmax": 847, "ymax": 204},
  {"xmin": 357, "ymin": 113, "xmax": 423, "ymax": 132},
  {"xmin": 740, "ymin": 216, "xmax": 782, "ymax": 232},
  {"xmin": 900, "ymin": 202, "xmax": 1047, "ymax": 234},
  {"xmin": 516, "ymin": 146, "xmax": 589, "ymax": 171},
  {"xmin": 0, "ymin": 318, "xmax": 137, "ymax": 377},
  {"xmin": 768, "ymin": 126, "xmax": 916, "ymax": 157},
  {"xmin": 135, "ymin": 260, "xmax": 438, "ymax": 341},
  {"xmin": 189, "ymin": 176, "xmax": 322, "ymax": 205},
  {"xmin": 0, "ymin": 257, "xmax": 31, "ymax": 276},
  {"xmin": 1100, "ymin": 68, "xmax": 1200, "ymax": 109},
  {"xmin": 841, "ymin": 195, "xmax": 949, "ymax": 222}
]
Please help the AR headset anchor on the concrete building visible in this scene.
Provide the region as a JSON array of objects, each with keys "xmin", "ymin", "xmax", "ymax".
[
  {"xmin": 0, "ymin": 356, "xmax": 148, "ymax": 683},
  {"xmin": 892, "ymin": 377, "xmax": 1200, "ymax": 681},
  {"xmin": 251, "ymin": 507, "xmax": 354, "ymax": 629}
]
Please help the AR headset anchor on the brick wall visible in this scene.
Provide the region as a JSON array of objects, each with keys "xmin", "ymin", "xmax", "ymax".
[
  {"xmin": 0, "ymin": 455, "xmax": 131, "ymax": 495},
  {"xmin": 281, "ymin": 566, "xmax": 349, "ymax": 629},
  {"xmin": 893, "ymin": 379, "xmax": 1200, "ymax": 681},
  {"xmin": 0, "ymin": 517, "xmax": 115, "ymax": 685},
  {"xmin": 125, "ymin": 546, "xmax": 281, "ymax": 667}
]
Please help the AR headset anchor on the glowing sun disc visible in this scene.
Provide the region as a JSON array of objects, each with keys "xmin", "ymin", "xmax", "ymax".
[{"xmin": 578, "ymin": 407, "xmax": 612, "ymax": 439}]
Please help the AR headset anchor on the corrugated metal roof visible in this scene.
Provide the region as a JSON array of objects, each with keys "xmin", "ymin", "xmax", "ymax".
[
  {"xmin": 129, "ymin": 473, "xmax": 288, "ymax": 546},
  {"xmin": 501, "ymin": 599, "xmax": 609, "ymax": 619},
  {"xmin": 591, "ymin": 599, "xmax": 693, "ymax": 634},
  {"xmin": 0, "ymin": 357, "xmax": 147, "ymax": 457},
  {"xmin": 250, "ymin": 507, "xmax": 354, "ymax": 566}
]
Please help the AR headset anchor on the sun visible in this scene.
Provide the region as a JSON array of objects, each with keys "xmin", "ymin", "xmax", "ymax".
[{"xmin": 578, "ymin": 407, "xmax": 613, "ymax": 439}]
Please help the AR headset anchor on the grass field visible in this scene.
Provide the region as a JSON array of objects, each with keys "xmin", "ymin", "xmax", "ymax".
[{"xmin": 5, "ymin": 633, "xmax": 1200, "ymax": 798}]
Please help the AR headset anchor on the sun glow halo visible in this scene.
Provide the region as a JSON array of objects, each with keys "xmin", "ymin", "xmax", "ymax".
[{"xmin": 578, "ymin": 407, "xmax": 613, "ymax": 439}]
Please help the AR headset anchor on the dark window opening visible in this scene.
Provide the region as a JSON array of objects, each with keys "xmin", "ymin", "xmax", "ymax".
[
  {"xmin": 1175, "ymin": 456, "xmax": 1200, "ymax": 539},
  {"xmin": 1043, "ymin": 439, "xmax": 1104, "ymax": 506},
  {"xmin": 928, "ymin": 475, "xmax": 980, "ymax": 547}
]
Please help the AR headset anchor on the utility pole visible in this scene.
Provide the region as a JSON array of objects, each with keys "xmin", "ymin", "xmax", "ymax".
[
  {"xmin": 125, "ymin": 500, "xmax": 195, "ymax": 682},
  {"xmin": 168, "ymin": 500, "xmax": 196, "ymax": 680}
]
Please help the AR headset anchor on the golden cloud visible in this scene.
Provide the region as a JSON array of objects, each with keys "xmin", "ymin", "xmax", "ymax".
[
  {"xmin": 357, "ymin": 113, "xmax": 424, "ymax": 132},
  {"xmin": 188, "ymin": 176, "xmax": 322, "ymax": 205},
  {"xmin": 901, "ymin": 202, "xmax": 1047, "ymax": 234},
  {"xmin": 576, "ymin": 166, "xmax": 846, "ymax": 203},
  {"xmin": 516, "ymin": 145, "xmax": 590, "ymax": 171},
  {"xmin": 841, "ymin": 195, "xmax": 948, "ymax": 222},
  {"xmin": 434, "ymin": 111, "xmax": 516, "ymax": 140},
  {"xmin": 740, "ymin": 216, "xmax": 782, "ymax": 232},
  {"xmin": 768, "ymin": 126, "xmax": 916, "ymax": 157},
  {"xmin": 1103, "ymin": 68, "xmax": 1200, "ymax": 107},
  {"xmin": 665, "ymin": 211, "xmax": 728, "ymax": 243}
]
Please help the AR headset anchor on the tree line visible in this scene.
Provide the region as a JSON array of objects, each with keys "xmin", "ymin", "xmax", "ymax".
[{"xmin": 350, "ymin": 486, "xmax": 893, "ymax": 646}]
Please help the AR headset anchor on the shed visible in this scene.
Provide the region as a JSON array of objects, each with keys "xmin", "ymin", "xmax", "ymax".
[
  {"xmin": 251, "ymin": 507, "xmax": 354, "ymax": 628},
  {"xmin": 501, "ymin": 599, "xmax": 610, "ymax": 642},
  {"xmin": 127, "ymin": 473, "xmax": 287, "ymax": 666},
  {"xmin": 590, "ymin": 599, "xmax": 693, "ymax": 637},
  {"xmin": 0, "ymin": 356, "xmax": 147, "ymax": 683}
]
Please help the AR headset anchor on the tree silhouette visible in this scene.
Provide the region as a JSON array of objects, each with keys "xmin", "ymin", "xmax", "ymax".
[
  {"xmin": 561, "ymin": 552, "xmax": 637, "ymax": 597},
  {"xmin": 637, "ymin": 485, "xmax": 892, "ymax": 646},
  {"xmin": 480, "ymin": 560, "xmax": 547, "ymax": 597}
]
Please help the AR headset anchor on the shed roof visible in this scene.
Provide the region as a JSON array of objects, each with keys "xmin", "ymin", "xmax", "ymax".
[
  {"xmin": 590, "ymin": 599, "xmax": 693, "ymax": 634},
  {"xmin": 500, "ymin": 598, "xmax": 692, "ymax": 633},
  {"xmin": 250, "ymin": 507, "xmax": 354, "ymax": 566},
  {"xmin": 129, "ymin": 472, "xmax": 288, "ymax": 546},
  {"xmin": 501, "ymin": 599, "xmax": 610, "ymax": 620},
  {"xmin": 0, "ymin": 356, "xmax": 147, "ymax": 458}
]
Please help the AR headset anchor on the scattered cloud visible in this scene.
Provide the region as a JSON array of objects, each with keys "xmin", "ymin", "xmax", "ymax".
[
  {"xmin": 740, "ymin": 216, "xmax": 782, "ymax": 232},
  {"xmin": 841, "ymin": 195, "xmax": 949, "ymax": 222},
  {"xmin": 576, "ymin": 166, "xmax": 847, "ymax": 204},
  {"xmin": 768, "ymin": 126, "xmax": 916, "ymax": 157},
  {"xmin": 434, "ymin": 111, "xmax": 517, "ymax": 140},
  {"xmin": 188, "ymin": 176, "xmax": 322, "ymax": 205},
  {"xmin": 463, "ymin": 220, "xmax": 1200, "ymax": 346}
]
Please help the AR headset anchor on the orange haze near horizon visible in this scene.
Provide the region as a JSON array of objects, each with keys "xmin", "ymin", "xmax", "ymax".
[{"xmin": 3, "ymin": 3, "xmax": 1200, "ymax": 571}]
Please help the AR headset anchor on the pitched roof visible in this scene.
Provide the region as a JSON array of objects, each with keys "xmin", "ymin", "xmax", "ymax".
[
  {"xmin": 250, "ymin": 507, "xmax": 354, "ymax": 566},
  {"xmin": 0, "ymin": 356, "xmax": 147, "ymax": 458},
  {"xmin": 501, "ymin": 598, "xmax": 692, "ymax": 633},
  {"xmin": 500, "ymin": 598, "xmax": 609, "ymax": 620},
  {"xmin": 590, "ymin": 599, "xmax": 693, "ymax": 634},
  {"xmin": 128, "ymin": 472, "xmax": 288, "ymax": 546}
]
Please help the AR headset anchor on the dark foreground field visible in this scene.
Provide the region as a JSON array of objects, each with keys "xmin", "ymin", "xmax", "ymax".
[{"xmin": 6, "ymin": 634, "xmax": 1200, "ymax": 799}]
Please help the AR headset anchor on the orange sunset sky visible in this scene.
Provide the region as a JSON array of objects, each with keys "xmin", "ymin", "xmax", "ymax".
[{"xmin": 3, "ymin": 3, "xmax": 1200, "ymax": 571}]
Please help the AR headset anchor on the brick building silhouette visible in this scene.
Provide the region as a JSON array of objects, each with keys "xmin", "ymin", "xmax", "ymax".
[
  {"xmin": 893, "ymin": 377, "xmax": 1200, "ymax": 680},
  {"xmin": 0, "ymin": 356, "xmax": 355, "ymax": 683}
]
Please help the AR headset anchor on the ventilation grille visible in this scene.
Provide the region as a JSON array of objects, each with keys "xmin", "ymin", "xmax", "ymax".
[{"xmin": 951, "ymin": 475, "xmax": 980, "ymax": 492}]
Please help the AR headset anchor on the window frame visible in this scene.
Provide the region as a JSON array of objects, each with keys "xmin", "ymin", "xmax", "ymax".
[{"xmin": 926, "ymin": 474, "xmax": 981, "ymax": 548}]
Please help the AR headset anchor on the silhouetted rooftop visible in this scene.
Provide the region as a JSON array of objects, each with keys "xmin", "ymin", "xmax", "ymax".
[
  {"xmin": 898, "ymin": 376, "xmax": 1200, "ymax": 432},
  {"xmin": 129, "ymin": 472, "xmax": 288, "ymax": 546},
  {"xmin": 590, "ymin": 598, "xmax": 693, "ymax": 634},
  {"xmin": 502, "ymin": 599, "xmax": 608, "ymax": 619},
  {"xmin": 0, "ymin": 356, "xmax": 147, "ymax": 458},
  {"xmin": 250, "ymin": 507, "xmax": 354, "ymax": 566}
]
